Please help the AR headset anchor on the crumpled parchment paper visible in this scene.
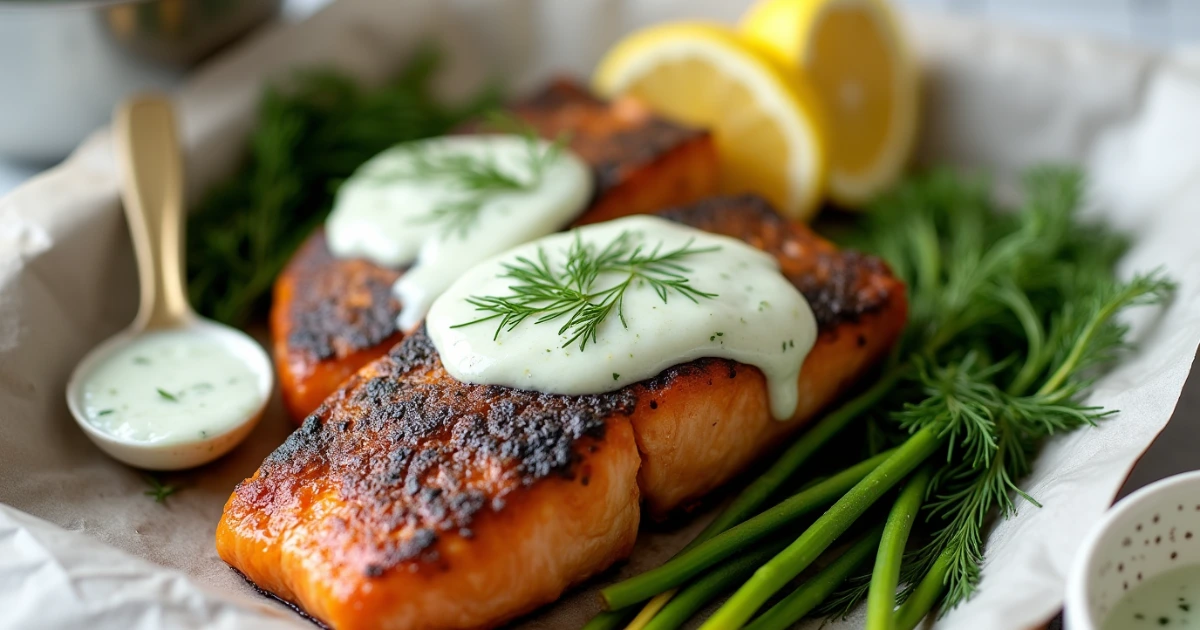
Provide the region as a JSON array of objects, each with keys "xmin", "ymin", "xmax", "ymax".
[{"xmin": 2, "ymin": 1, "xmax": 1200, "ymax": 628}]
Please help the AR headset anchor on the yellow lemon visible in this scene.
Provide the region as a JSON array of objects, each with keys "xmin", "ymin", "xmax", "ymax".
[
  {"xmin": 593, "ymin": 22, "xmax": 829, "ymax": 222},
  {"xmin": 741, "ymin": 0, "xmax": 919, "ymax": 207}
]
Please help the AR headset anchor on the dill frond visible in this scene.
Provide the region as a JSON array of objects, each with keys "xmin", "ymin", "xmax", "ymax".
[{"xmin": 452, "ymin": 230, "xmax": 719, "ymax": 351}]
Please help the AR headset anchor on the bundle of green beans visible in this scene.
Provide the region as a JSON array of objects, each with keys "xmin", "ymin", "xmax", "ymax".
[{"xmin": 587, "ymin": 167, "xmax": 1174, "ymax": 630}]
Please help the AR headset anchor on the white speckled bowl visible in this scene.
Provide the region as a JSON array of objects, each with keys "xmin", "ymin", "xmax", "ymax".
[{"xmin": 1067, "ymin": 470, "xmax": 1200, "ymax": 629}]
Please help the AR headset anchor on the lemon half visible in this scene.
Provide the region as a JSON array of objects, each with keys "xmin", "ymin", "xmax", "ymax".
[
  {"xmin": 742, "ymin": 0, "xmax": 918, "ymax": 207},
  {"xmin": 594, "ymin": 22, "xmax": 829, "ymax": 222}
]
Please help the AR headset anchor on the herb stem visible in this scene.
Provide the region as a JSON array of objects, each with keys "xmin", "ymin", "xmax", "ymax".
[
  {"xmin": 912, "ymin": 219, "xmax": 941, "ymax": 300},
  {"xmin": 601, "ymin": 450, "xmax": 895, "ymax": 611},
  {"xmin": 866, "ymin": 466, "xmax": 933, "ymax": 630},
  {"xmin": 700, "ymin": 427, "xmax": 943, "ymax": 629},
  {"xmin": 1037, "ymin": 290, "xmax": 1125, "ymax": 397},
  {"xmin": 894, "ymin": 548, "xmax": 953, "ymax": 630},
  {"xmin": 993, "ymin": 283, "xmax": 1046, "ymax": 396},
  {"xmin": 643, "ymin": 539, "xmax": 792, "ymax": 630},
  {"xmin": 743, "ymin": 526, "xmax": 884, "ymax": 630}
]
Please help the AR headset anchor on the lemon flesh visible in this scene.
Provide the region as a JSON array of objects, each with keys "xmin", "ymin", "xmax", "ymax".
[
  {"xmin": 594, "ymin": 22, "xmax": 829, "ymax": 222},
  {"xmin": 742, "ymin": 0, "xmax": 918, "ymax": 207}
]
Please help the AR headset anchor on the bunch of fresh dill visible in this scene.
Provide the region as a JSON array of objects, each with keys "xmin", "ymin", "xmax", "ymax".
[
  {"xmin": 186, "ymin": 48, "xmax": 497, "ymax": 326},
  {"xmin": 588, "ymin": 167, "xmax": 1173, "ymax": 630}
]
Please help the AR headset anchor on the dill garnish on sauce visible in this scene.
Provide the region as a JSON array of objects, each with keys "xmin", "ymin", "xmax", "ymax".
[
  {"xmin": 368, "ymin": 122, "xmax": 568, "ymax": 239},
  {"xmin": 453, "ymin": 230, "xmax": 719, "ymax": 351}
]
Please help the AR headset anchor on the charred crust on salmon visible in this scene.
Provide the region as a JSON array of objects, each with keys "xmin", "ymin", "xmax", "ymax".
[
  {"xmin": 658, "ymin": 195, "xmax": 896, "ymax": 329},
  {"xmin": 641, "ymin": 357, "xmax": 729, "ymax": 393},
  {"xmin": 245, "ymin": 326, "xmax": 636, "ymax": 568},
  {"xmin": 284, "ymin": 231, "xmax": 403, "ymax": 360}
]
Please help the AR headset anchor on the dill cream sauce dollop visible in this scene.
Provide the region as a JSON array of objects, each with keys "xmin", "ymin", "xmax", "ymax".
[
  {"xmin": 324, "ymin": 134, "xmax": 592, "ymax": 330},
  {"xmin": 79, "ymin": 330, "xmax": 263, "ymax": 444},
  {"xmin": 427, "ymin": 216, "xmax": 818, "ymax": 420}
]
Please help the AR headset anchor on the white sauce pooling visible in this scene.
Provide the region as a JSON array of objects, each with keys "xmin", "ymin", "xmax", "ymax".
[
  {"xmin": 324, "ymin": 134, "xmax": 592, "ymax": 330},
  {"xmin": 426, "ymin": 216, "xmax": 818, "ymax": 420},
  {"xmin": 80, "ymin": 330, "xmax": 264, "ymax": 444}
]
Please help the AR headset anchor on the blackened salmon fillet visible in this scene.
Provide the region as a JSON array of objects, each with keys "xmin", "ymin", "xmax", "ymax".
[
  {"xmin": 271, "ymin": 80, "xmax": 719, "ymax": 420},
  {"xmin": 219, "ymin": 195, "xmax": 907, "ymax": 630}
]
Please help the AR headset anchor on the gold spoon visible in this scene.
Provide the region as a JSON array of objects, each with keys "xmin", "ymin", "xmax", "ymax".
[{"xmin": 65, "ymin": 94, "xmax": 273, "ymax": 470}]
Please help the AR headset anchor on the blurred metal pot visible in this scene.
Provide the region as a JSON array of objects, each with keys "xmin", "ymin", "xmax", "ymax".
[{"xmin": 0, "ymin": 0, "xmax": 281, "ymax": 164}]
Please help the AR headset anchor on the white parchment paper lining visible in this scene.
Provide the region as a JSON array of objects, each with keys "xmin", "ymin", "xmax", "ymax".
[{"xmin": 2, "ymin": 1, "xmax": 1200, "ymax": 628}]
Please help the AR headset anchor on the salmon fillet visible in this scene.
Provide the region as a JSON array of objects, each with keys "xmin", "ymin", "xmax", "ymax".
[
  {"xmin": 219, "ymin": 195, "xmax": 907, "ymax": 629},
  {"xmin": 272, "ymin": 80, "xmax": 718, "ymax": 420}
]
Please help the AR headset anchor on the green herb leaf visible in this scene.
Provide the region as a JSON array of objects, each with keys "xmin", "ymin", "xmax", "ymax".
[
  {"xmin": 142, "ymin": 475, "xmax": 179, "ymax": 505},
  {"xmin": 156, "ymin": 388, "xmax": 178, "ymax": 402}
]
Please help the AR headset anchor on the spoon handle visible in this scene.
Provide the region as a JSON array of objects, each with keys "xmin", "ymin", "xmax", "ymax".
[{"xmin": 115, "ymin": 94, "xmax": 191, "ymax": 330}]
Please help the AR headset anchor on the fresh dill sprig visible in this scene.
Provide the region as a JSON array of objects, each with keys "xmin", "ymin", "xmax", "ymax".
[
  {"xmin": 186, "ymin": 47, "xmax": 499, "ymax": 326},
  {"xmin": 367, "ymin": 113, "xmax": 568, "ymax": 239},
  {"xmin": 452, "ymin": 231, "xmax": 719, "ymax": 351},
  {"xmin": 811, "ymin": 167, "xmax": 1174, "ymax": 621},
  {"xmin": 897, "ymin": 270, "xmax": 1173, "ymax": 610},
  {"xmin": 142, "ymin": 475, "xmax": 179, "ymax": 505}
]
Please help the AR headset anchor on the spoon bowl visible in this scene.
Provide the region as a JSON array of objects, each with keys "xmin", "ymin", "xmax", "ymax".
[
  {"xmin": 66, "ymin": 319, "xmax": 273, "ymax": 470},
  {"xmin": 65, "ymin": 94, "xmax": 274, "ymax": 471}
]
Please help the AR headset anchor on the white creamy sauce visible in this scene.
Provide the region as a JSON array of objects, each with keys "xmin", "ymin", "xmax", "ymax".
[
  {"xmin": 426, "ymin": 216, "xmax": 818, "ymax": 420},
  {"xmin": 80, "ymin": 330, "xmax": 263, "ymax": 444},
  {"xmin": 324, "ymin": 134, "xmax": 592, "ymax": 330}
]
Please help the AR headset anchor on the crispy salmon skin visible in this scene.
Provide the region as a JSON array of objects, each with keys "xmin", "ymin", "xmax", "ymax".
[
  {"xmin": 219, "ymin": 195, "xmax": 906, "ymax": 630},
  {"xmin": 271, "ymin": 80, "xmax": 718, "ymax": 420}
]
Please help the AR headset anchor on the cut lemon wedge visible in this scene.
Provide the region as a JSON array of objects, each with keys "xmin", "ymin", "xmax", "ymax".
[
  {"xmin": 741, "ymin": 0, "xmax": 918, "ymax": 207},
  {"xmin": 593, "ymin": 22, "xmax": 828, "ymax": 222}
]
